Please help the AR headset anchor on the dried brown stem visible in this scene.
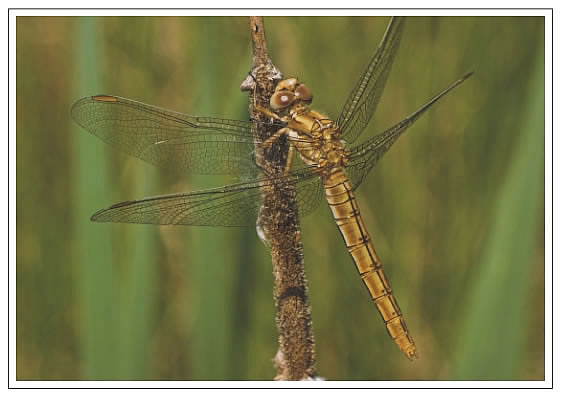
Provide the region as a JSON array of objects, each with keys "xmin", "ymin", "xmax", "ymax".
[{"xmin": 240, "ymin": 16, "xmax": 316, "ymax": 381}]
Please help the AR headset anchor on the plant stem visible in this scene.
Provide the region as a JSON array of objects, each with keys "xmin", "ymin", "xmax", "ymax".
[{"xmin": 240, "ymin": 16, "xmax": 317, "ymax": 381}]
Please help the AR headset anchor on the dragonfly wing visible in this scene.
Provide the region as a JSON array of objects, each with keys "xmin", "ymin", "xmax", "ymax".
[
  {"xmin": 91, "ymin": 167, "xmax": 324, "ymax": 227},
  {"xmin": 92, "ymin": 178, "xmax": 265, "ymax": 227},
  {"xmin": 336, "ymin": 16, "xmax": 405, "ymax": 144},
  {"xmin": 346, "ymin": 72, "xmax": 474, "ymax": 190},
  {"xmin": 71, "ymin": 95, "xmax": 259, "ymax": 176},
  {"xmin": 294, "ymin": 172, "xmax": 325, "ymax": 217}
]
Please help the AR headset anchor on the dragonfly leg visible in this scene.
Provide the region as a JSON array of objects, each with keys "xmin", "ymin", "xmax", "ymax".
[
  {"xmin": 255, "ymin": 104, "xmax": 289, "ymax": 148},
  {"xmin": 284, "ymin": 143, "xmax": 295, "ymax": 176},
  {"xmin": 255, "ymin": 104, "xmax": 281, "ymax": 120},
  {"xmin": 254, "ymin": 105, "xmax": 295, "ymax": 175},
  {"xmin": 263, "ymin": 127, "xmax": 290, "ymax": 149}
]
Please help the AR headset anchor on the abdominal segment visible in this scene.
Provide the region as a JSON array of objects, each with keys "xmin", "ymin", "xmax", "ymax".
[{"xmin": 323, "ymin": 168, "xmax": 417, "ymax": 360}]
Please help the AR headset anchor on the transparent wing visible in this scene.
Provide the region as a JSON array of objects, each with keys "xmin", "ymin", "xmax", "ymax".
[
  {"xmin": 71, "ymin": 95, "xmax": 260, "ymax": 176},
  {"xmin": 90, "ymin": 166, "xmax": 326, "ymax": 227},
  {"xmin": 346, "ymin": 72, "xmax": 474, "ymax": 189},
  {"xmin": 336, "ymin": 16, "xmax": 405, "ymax": 144},
  {"xmin": 294, "ymin": 173, "xmax": 325, "ymax": 216}
]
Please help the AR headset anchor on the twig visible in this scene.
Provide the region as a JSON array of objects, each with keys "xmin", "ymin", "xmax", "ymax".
[{"xmin": 240, "ymin": 16, "xmax": 316, "ymax": 381}]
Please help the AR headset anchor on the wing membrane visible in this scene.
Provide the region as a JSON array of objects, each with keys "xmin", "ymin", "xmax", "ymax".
[
  {"xmin": 91, "ymin": 166, "xmax": 325, "ymax": 226},
  {"xmin": 346, "ymin": 72, "xmax": 474, "ymax": 189},
  {"xmin": 71, "ymin": 95, "xmax": 259, "ymax": 176},
  {"xmin": 337, "ymin": 16, "xmax": 405, "ymax": 144},
  {"xmin": 84, "ymin": 69, "xmax": 473, "ymax": 227}
]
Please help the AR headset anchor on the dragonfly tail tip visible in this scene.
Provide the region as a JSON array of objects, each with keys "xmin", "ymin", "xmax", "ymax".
[{"xmin": 405, "ymin": 349, "xmax": 419, "ymax": 361}]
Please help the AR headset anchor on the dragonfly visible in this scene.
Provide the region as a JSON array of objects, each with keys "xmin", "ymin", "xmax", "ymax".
[{"xmin": 71, "ymin": 16, "xmax": 472, "ymax": 360}]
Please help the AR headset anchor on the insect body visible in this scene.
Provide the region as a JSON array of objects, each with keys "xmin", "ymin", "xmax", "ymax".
[{"xmin": 257, "ymin": 77, "xmax": 417, "ymax": 359}]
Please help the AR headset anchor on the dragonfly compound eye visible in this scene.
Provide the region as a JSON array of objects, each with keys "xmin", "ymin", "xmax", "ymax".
[
  {"xmin": 270, "ymin": 91, "xmax": 295, "ymax": 110},
  {"xmin": 294, "ymin": 84, "xmax": 313, "ymax": 102}
]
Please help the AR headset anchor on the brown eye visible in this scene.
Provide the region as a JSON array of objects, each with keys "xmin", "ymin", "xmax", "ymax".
[
  {"xmin": 294, "ymin": 84, "xmax": 313, "ymax": 101},
  {"xmin": 270, "ymin": 91, "xmax": 295, "ymax": 110}
]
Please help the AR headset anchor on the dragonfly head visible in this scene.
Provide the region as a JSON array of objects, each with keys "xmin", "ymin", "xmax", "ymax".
[{"xmin": 270, "ymin": 78, "xmax": 313, "ymax": 111}]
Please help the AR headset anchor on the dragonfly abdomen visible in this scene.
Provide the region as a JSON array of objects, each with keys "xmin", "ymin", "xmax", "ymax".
[{"xmin": 323, "ymin": 168, "xmax": 417, "ymax": 360}]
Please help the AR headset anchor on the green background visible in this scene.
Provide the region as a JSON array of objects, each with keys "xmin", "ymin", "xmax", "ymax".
[{"xmin": 16, "ymin": 16, "xmax": 545, "ymax": 380}]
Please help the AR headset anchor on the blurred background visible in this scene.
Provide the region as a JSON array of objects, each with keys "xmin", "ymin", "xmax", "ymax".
[{"xmin": 16, "ymin": 16, "xmax": 545, "ymax": 380}]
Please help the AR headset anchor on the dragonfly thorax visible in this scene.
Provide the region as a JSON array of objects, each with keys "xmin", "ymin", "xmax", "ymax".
[
  {"xmin": 266, "ymin": 78, "xmax": 351, "ymax": 172},
  {"xmin": 287, "ymin": 113, "xmax": 350, "ymax": 172}
]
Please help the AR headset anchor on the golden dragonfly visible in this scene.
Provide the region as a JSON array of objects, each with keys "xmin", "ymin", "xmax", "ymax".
[{"xmin": 72, "ymin": 16, "xmax": 471, "ymax": 360}]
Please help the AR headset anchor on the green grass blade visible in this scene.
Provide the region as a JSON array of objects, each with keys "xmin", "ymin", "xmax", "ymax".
[
  {"xmin": 72, "ymin": 17, "xmax": 116, "ymax": 379},
  {"xmin": 452, "ymin": 43, "xmax": 544, "ymax": 380}
]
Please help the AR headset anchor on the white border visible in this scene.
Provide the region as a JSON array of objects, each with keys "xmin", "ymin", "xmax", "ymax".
[{"xmin": 7, "ymin": 5, "xmax": 553, "ymax": 390}]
